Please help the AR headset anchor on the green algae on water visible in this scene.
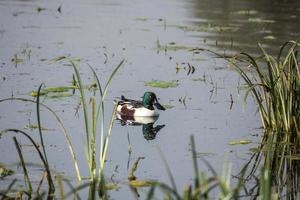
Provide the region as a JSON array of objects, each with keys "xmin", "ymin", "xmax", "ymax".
[{"xmin": 145, "ymin": 80, "xmax": 179, "ymax": 88}]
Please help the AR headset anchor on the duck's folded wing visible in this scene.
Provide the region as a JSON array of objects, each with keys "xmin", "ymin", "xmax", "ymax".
[{"xmin": 119, "ymin": 95, "xmax": 143, "ymax": 107}]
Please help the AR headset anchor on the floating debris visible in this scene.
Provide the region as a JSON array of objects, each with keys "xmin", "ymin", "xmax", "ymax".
[
  {"xmin": 195, "ymin": 152, "xmax": 216, "ymax": 157},
  {"xmin": 129, "ymin": 180, "xmax": 153, "ymax": 188},
  {"xmin": 190, "ymin": 77, "xmax": 206, "ymax": 82},
  {"xmin": 248, "ymin": 18, "xmax": 275, "ymax": 23},
  {"xmin": 172, "ymin": 23, "xmax": 239, "ymax": 33},
  {"xmin": 156, "ymin": 44, "xmax": 194, "ymax": 52},
  {"xmin": 24, "ymin": 124, "xmax": 54, "ymax": 131},
  {"xmin": 36, "ymin": 7, "xmax": 46, "ymax": 13},
  {"xmin": 228, "ymin": 140, "xmax": 252, "ymax": 145},
  {"xmin": 136, "ymin": 17, "xmax": 148, "ymax": 21},
  {"xmin": 264, "ymin": 35, "xmax": 276, "ymax": 40},
  {"xmin": 163, "ymin": 104, "xmax": 174, "ymax": 109},
  {"xmin": 105, "ymin": 183, "xmax": 120, "ymax": 190},
  {"xmin": 57, "ymin": 5, "xmax": 62, "ymax": 13},
  {"xmin": 0, "ymin": 167, "xmax": 14, "ymax": 178},
  {"xmin": 236, "ymin": 9, "xmax": 258, "ymax": 15}
]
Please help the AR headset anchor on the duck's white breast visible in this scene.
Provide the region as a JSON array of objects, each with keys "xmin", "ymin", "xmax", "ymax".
[{"xmin": 134, "ymin": 107, "xmax": 159, "ymax": 117}]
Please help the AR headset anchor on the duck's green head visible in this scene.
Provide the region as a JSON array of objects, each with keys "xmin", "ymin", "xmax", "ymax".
[{"xmin": 142, "ymin": 92, "xmax": 166, "ymax": 111}]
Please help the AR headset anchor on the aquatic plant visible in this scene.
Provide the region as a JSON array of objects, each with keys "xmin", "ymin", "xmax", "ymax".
[
  {"xmin": 145, "ymin": 135, "xmax": 248, "ymax": 200},
  {"xmin": 0, "ymin": 58, "xmax": 124, "ymax": 199},
  {"xmin": 145, "ymin": 80, "xmax": 179, "ymax": 88},
  {"xmin": 195, "ymin": 40, "xmax": 300, "ymax": 134},
  {"xmin": 186, "ymin": 40, "xmax": 300, "ymax": 199},
  {"xmin": 234, "ymin": 41, "xmax": 299, "ymax": 134},
  {"xmin": 52, "ymin": 57, "xmax": 124, "ymax": 182}
]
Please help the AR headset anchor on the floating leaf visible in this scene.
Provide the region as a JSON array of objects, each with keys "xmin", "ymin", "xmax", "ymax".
[
  {"xmin": 248, "ymin": 18, "xmax": 275, "ymax": 23},
  {"xmin": 136, "ymin": 17, "xmax": 148, "ymax": 21},
  {"xmin": 105, "ymin": 183, "xmax": 120, "ymax": 190},
  {"xmin": 129, "ymin": 180, "xmax": 153, "ymax": 187},
  {"xmin": 44, "ymin": 87, "xmax": 69, "ymax": 93},
  {"xmin": 172, "ymin": 24, "xmax": 239, "ymax": 33},
  {"xmin": 163, "ymin": 104, "xmax": 174, "ymax": 109},
  {"xmin": 30, "ymin": 86, "xmax": 77, "ymax": 97},
  {"xmin": 0, "ymin": 167, "xmax": 14, "ymax": 178},
  {"xmin": 228, "ymin": 139, "xmax": 252, "ymax": 145},
  {"xmin": 157, "ymin": 45, "xmax": 194, "ymax": 51},
  {"xmin": 190, "ymin": 77, "xmax": 206, "ymax": 82},
  {"xmin": 195, "ymin": 152, "xmax": 216, "ymax": 157},
  {"xmin": 24, "ymin": 124, "xmax": 53, "ymax": 131},
  {"xmin": 30, "ymin": 91, "xmax": 47, "ymax": 97},
  {"xmin": 145, "ymin": 80, "xmax": 179, "ymax": 88},
  {"xmin": 236, "ymin": 9, "xmax": 258, "ymax": 15},
  {"xmin": 46, "ymin": 93, "xmax": 73, "ymax": 99},
  {"xmin": 249, "ymin": 147, "xmax": 260, "ymax": 152},
  {"xmin": 36, "ymin": 7, "xmax": 46, "ymax": 12},
  {"xmin": 264, "ymin": 35, "xmax": 276, "ymax": 40}
]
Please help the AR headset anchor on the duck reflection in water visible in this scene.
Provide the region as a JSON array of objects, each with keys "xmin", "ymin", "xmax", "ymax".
[{"xmin": 116, "ymin": 113, "xmax": 165, "ymax": 140}]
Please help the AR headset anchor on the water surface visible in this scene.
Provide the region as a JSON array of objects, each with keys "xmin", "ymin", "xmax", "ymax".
[{"xmin": 0, "ymin": 0, "xmax": 299, "ymax": 198}]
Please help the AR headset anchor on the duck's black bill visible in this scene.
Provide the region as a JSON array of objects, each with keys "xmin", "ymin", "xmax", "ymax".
[{"xmin": 154, "ymin": 102, "xmax": 166, "ymax": 111}]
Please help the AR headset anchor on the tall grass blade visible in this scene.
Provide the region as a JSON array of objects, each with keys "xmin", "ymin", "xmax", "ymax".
[
  {"xmin": 36, "ymin": 84, "xmax": 49, "ymax": 165},
  {"xmin": 0, "ymin": 97, "xmax": 81, "ymax": 180},
  {"xmin": 146, "ymin": 185, "xmax": 156, "ymax": 200},
  {"xmin": 57, "ymin": 175, "xmax": 65, "ymax": 200},
  {"xmin": 1, "ymin": 129, "xmax": 55, "ymax": 195},
  {"xmin": 69, "ymin": 59, "xmax": 91, "ymax": 172},
  {"xmin": 190, "ymin": 135, "xmax": 200, "ymax": 189},
  {"xmin": 99, "ymin": 103, "xmax": 118, "ymax": 177},
  {"xmin": 156, "ymin": 146, "xmax": 178, "ymax": 194},
  {"xmin": 97, "ymin": 60, "xmax": 124, "ymax": 174},
  {"xmin": 0, "ymin": 179, "xmax": 17, "ymax": 199},
  {"xmin": 88, "ymin": 178, "xmax": 97, "ymax": 200},
  {"xmin": 90, "ymin": 97, "xmax": 96, "ymax": 179},
  {"xmin": 13, "ymin": 137, "xmax": 32, "ymax": 195},
  {"xmin": 36, "ymin": 84, "xmax": 55, "ymax": 195}
]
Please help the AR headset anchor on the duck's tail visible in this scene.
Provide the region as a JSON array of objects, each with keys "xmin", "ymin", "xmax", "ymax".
[{"xmin": 114, "ymin": 95, "xmax": 126, "ymax": 106}]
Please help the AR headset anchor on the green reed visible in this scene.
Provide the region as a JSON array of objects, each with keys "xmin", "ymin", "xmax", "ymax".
[
  {"xmin": 229, "ymin": 40, "xmax": 300, "ymax": 198},
  {"xmin": 235, "ymin": 41, "xmax": 299, "ymax": 134},
  {"xmin": 13, "ymin": 137, "xmax": 33, "ymax": 195},
  {"xmin": 218, "ymin": 40, "xmax": 300, "ymax": 199},
  {"xmin": 55, "ymin": 57, "xmax": 124, "ymax": 182},
  {"xmin": 1, "ymin": 85, "xmax": 55, "ymax": 197},
  {"xmin": 196, "ymin": 40, "xmax": 299, "ymax": 134},
  {"xmin": 0, "ymin": 58, "xmax": 124, "ymax": 198},
  {"xmin": 146, "ymin": 135, "xmax": 247, "ymax": 200}
]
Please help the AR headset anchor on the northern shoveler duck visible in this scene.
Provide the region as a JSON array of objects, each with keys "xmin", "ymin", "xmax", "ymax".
[{"xmin": 116, "ymin": 92, "xmax": 165, "ymax": 117}]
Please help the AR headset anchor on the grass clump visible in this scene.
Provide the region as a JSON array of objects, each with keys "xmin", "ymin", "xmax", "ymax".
[
  {"xmin": 228, "ymin": 40, "xmax": 300, "ymax": 199},
  {"xmin": 236, "ymin": 41, "xmax": 299, "ymax": 134},
  {"xmin": 196, "ymin": 40, "xmax": 300, "ymax": 134}
]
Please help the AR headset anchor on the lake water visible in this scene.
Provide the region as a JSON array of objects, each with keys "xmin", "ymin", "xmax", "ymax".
[{"xmin": 0, "ymin": 0, "xmax": 299, "ymax": 198}]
